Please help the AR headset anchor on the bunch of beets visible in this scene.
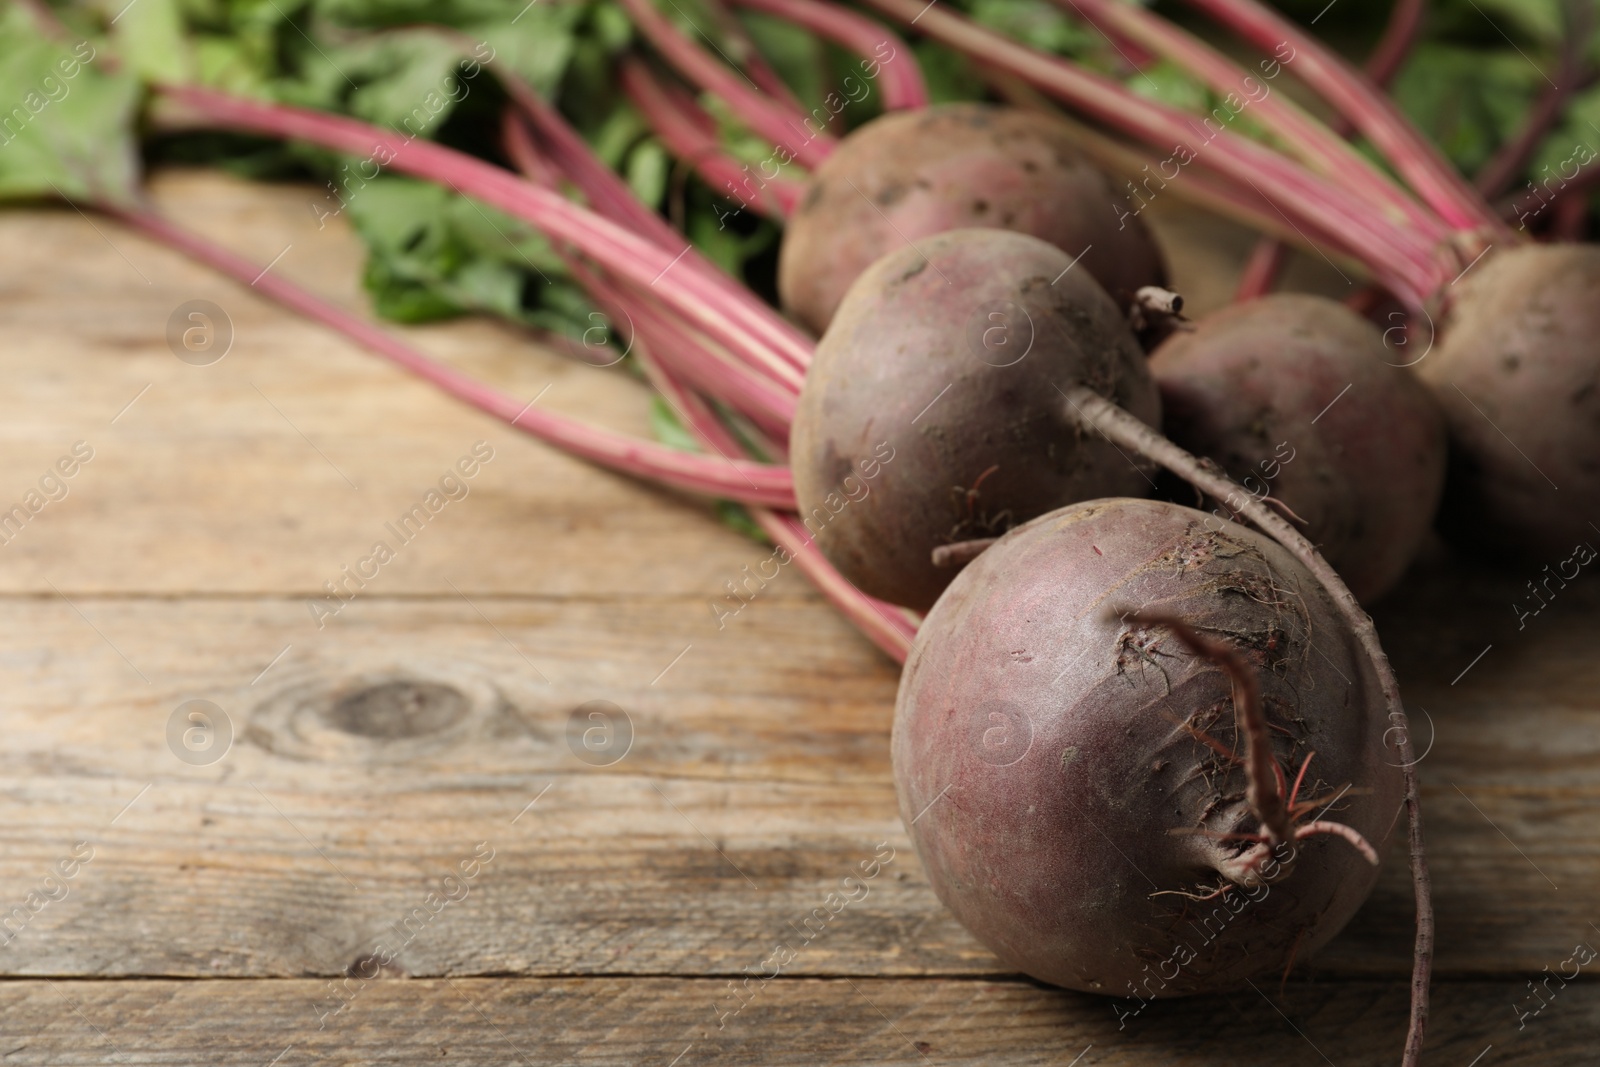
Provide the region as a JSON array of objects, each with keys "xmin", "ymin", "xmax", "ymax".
[{"xmin": 49, "ymin": 0, "xmax": 1599, "ymax": 1062}]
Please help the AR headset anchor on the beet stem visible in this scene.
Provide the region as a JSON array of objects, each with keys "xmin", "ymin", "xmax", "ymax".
[
  {"xmin": 635, "ymin": 321, "xmax": 918, "ymax": 660},
  {"xmin": 615, "ymin": 0, "xmax": 836, "ymax": 169},
  {"xmin": 1473, "ymin": 4, "xmax": 1593, "ymax": 200},
  {"xmin": 1234, "ymin": 238, "xmax": 1290, "ymax": 300},
  {"xmin": 930, "ymin": 538, "xmax": 999, "ymax": 569},
  {"xmin": 496, "ymin": 63, "xmax": 694, "ymax": 258},
  {"xmin": 701, "ymin": 0, "xmax": 812, "ymax": 114},
  {"xmin": 496, "ymin": 109, "xmax": 791, "ymax": 453},
  {"xmin": 1178, "ymin": 0, "xmax": 1501, "ymax": 237},
  {"xmin": 724, "ymin": 0, "xmax": 931, "ymax": 110},
  {"xmin": 495, "ymin": 102, "xmax": 800, "ymax": 433},
  {"xmin": 852, "ymin": 0, "xmax": 1444, "ymax": 299},
  {"xmin": 620, "ymin": 57, "xmax": 806, "ymax": 219},
  {"xmin": 152, "ymin": 85, "xmax": 814, "ymax": 385},
  {"xmin": 491, "ymin": 90, "xmax": 919, "ymax": 661},
  {"xmin": 1369, "ymin": 0, "xmax": 1430, "ymax": 85},
  {"xmin": 1062, "ymin": 385, "xmax": 1432, "ymax": 1067},
  {"xmin": 995, "ymin": 95, "xmax": 1380, "ymax": 278},
  {"xmin": 1237, "ymin": 0, "xmax": 1424, "ymax": 298},
  {"xmin": 1063, "ymin": 0, "xmax": 1446, "ymax": 241},
  {"xmin": 111, "ymin": 206, "xmax": 798, "ymax": 507},
  {"xmin": 1122, "ymin": 611, "xmax": 1292, "ymax": 853}
]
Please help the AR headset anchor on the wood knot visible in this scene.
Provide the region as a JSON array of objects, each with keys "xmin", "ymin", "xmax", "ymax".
[
  {"xmin": 326, "ymin": 680, "xmax": 468, "ymax": 740},
  {"xmin": 245, "ymin": 662, "xmax": 522, "ymax": 764}
]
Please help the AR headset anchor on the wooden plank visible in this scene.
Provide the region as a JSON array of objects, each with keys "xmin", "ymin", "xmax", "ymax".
[
  {"xmin": 0, "ymin": 172, "xmax": 1346, "ymax": 602},
  {"xmin": 1327, "ymin": 546, "xmax": 1600, "ymax": 975},
  {"xmin": 0, "ymin": 977, "xmax": 1587, "ymax": 1065},
  {"xmin": 3, "ymin": 167, "xmax": 1598, "ymax": 1067},
  {"xmin": 0, "ymin": 572, "xmax": 1596, "ymax": 980},
  {"xmin": 0, "ymin": 170, "xmax": 787, "ymax": 600}
]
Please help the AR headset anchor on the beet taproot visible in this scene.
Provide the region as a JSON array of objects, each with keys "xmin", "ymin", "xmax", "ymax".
[
  {"xmin": 777, "ymin": 103, "xmax": 1167, "ymax": 335},
  {"xmin": 1416, "ymin": 244, "xmax": 1600, "ymax": 557},
  {"xmin": 1150, "ymin": 293, "xmax": 1447, "ymax": 603},
  {"xmin": 894, "ymin": 497, "xmax": 1403, "ymax": 995},
  {"xmin": 790, "ymin": 227, "xmax": 1160, "ymax": 612}
]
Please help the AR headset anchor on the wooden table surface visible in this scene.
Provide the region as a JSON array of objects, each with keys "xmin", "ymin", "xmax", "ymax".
[{"xmin": 0, "ymin": 170, "xmax": 1595, "ymax": 1066}]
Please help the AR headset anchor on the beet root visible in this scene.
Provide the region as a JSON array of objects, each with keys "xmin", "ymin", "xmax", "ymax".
[
  {"xmin": 893, "ymin": 497, "xmax": 1404, "ymax": 995},
  {"xmin": 777, "ymin": 103, "xmax": 1167, "ymax": 335},
  {"xmin": 1150, "ymin": 293, "xmax": 1447, "ymax": 603},
  {"xmin": 1417, "ymin": 243, "xmax": 1600, "ymax": 557},
  {"xmin": 790, "ymin": 228, "xmax": 1160, "ymax": 612}
]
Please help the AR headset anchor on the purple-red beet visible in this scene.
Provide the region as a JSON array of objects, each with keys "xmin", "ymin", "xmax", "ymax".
[
  {"xmin": 894, "ymin": 497, "xmax": 1403, "ymax": 995},
  {"xmin": 1150, "ymin": 293, "xmax": 1447, "ymax": 603},
  {"xmin": 790, "ymin": 227, "xmax": 1160, "ymax": 612},
  {"xmin": 777, "ymin": 103, "xmax": 1167, "ymax": 335},
  {"xmin": 1416, "ymin": 244, "xmax": 1600, "ymax": 558}
]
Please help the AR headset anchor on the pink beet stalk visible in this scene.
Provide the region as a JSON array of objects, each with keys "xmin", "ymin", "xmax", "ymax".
[
  {"xmin": 620, "ymin": 58, "xmax": 805, "ymax": 218},
  {"xmin": 700, "ymin": 0, "xmax": 812, "ymax": 115},
  {"xmin": 1062, "ymin": 0, "xmax": 1447, "ymax": 241},
  {"xmin": 1179, "ymin": 0, "xmax": 1505, "ymax": 237},
  {"xmin": 497, "ymin": 107, "xmax": 794, "ymax": 450},
  {"xmin": 154, "ymin": 85, "xmax": 814, "ymax": 386},
  {"xmin": 1365, "ymin": 0, "xmax": 1427, "ymax": 87},
  {"xmin": 493, "ymin": 80, "xmax": 804, "ymax": 433},
  {"xmin": 497, "ymin": 112, "xmax": 795, "ymax": 450},
  {"xmin": 449, "ymin": 23, "xmax": 807, "ymax": 229},
  {"xmin": 1234, "ymin": 237, "xmax": 1289, "ymax": 300},
  {"xmin": 494, "ymin": 103, "xmax": 800, "ymax": 437},
  {"xmin": 851, "ymin": 0, "xmax": 1443, "ymax": 305},
  {"xmin": 1237, "ymin": 0, "xmax": 1428, "ymax": 298},
  {"xmin": 1473, "ymin": 1, "xmax": 1592, "ymax": 201},
  {"xmin": 617, "ymin": 274, "xmax": 801, "ymax": 436},
  {"xmin": 566, "ymin": 245, "xmax": 800, "ymax": 439},
  {"xmin": 757, "ymin": 510, "xmax": 918, "ymax": 658},
  {"xmin": 615, "ymin": 0, "xmax": 837, "ymax": 169},
  {"xmin": 496, "ymin": 111, "xmax": 796, "ymax": 438},
  {"xmin": 989, "ymin": 94, "xmax": 1367, "ymax": 261},
  {"xmin": 113, "ymin": 206, "xmax": 797, "ymax": 507},
  {"xmin": 579, "ymin": 253, "xmax": 791, "ymax": 454},
  {"xmin": 492, "ymin": 90, "xmax": 917, "ymax": 659},
  {"xmin": 496, "ymin": 70, "xmax": 692, "ymax": 259},
  {"xmin": 637, "ymin": 335, "xmax": 916, "ymax": 660},
  {"xmin": 724, "ymin": 0, "xmax": 929, "ymax": 110}
]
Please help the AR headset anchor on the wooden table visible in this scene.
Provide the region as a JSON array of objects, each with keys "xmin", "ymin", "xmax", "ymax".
[{"xmin": 0, "ymin": 171, "xmax": 1594, "ymax": 1065}]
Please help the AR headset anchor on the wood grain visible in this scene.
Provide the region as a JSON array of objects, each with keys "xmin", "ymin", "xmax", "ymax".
[
  {"xmin": 0, "ymin": 575, "xmax": 1596, "ymax": 981},
  {"xmin": 0, "ymin": 170, "xmax": 777, "ymax": 600},
  {"xmin": 1, "ymin": 169, "xmax": 1597, "ymax": 1063},
  {"xmin": 0, "ymin": 977, "xmax": 1586, "ymax": 1066}
]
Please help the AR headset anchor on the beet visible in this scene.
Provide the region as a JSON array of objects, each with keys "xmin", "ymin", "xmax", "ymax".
[
  {"xmin": 1416, "ymin": 244, "xmax": 1600, "ymax": 557},
  {"xmin": 1150, "ymin": 293, "xmax": 1447, "ymax": 603},
  {"xmin": 777, "ymin": 103, "xmax": 1167, "ymax": 335},
  {"xmin": 790, "ymin": 227, "xmax": 1160, "ymax": 612},
  {"xmin": 894, "ymin": 497, "xmax": 1403, "ymax": 995}
]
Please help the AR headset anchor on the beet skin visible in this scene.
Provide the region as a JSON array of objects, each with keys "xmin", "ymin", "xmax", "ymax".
[
  {"xmin": 778, "ymin": 103, "xmax": 1167, "ymax": 335},
  {"xmin": 1418, "ymin": 244, "xmax": 1600, "ymax": 557},
  {"xmin": 1151, "ymin": 293, "xmax": 1447, "ymax": 603},
  {"xmin": 791, "ymin": 228, "xmax": 1160, "ymax": 612},
  {"xmin": 894, "ymin": 498, "xmax": 1403, "ymax": 996}
]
